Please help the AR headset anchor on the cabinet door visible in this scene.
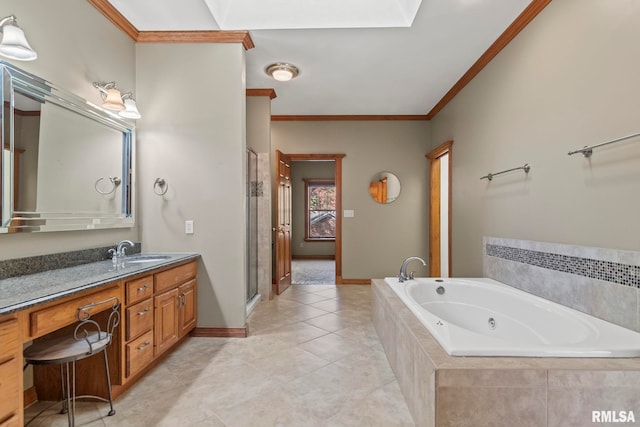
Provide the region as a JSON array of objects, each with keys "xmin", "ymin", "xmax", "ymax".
[
  {"xmin": 154, "ymin": 289, "xmax": 179, "ymax": 357},
  {"xmin": 178, "ymin": 279, "xmax": 197, "ymax": 337}
]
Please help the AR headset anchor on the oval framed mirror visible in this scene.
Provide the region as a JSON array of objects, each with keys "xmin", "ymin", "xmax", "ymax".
[{"xmin": 369, "ymin": 171, "xmax": 401, "ymax": 204}]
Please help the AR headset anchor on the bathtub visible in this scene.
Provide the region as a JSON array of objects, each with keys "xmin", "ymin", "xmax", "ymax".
[{"xmin": 385, "ymin": 277, "xmax": 640, "ymax": 357}]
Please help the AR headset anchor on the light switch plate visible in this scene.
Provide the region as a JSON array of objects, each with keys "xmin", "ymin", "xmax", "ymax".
[
  {"xmin": 185, "ymin": 220, "xmax": 194, "ymax": 234},
  {"xmin": 344, "ymin": 210, "xmax": 355, "ymax": 218}
]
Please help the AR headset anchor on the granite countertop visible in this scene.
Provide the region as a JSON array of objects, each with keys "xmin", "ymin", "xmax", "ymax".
[{"xmin": 0, "ymin": 253, "xmax": 200, "ymax": 315}]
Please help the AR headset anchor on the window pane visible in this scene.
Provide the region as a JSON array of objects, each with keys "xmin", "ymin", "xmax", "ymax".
[
  {"xmin": 309, "ymin": 210, "xmax": 336, "ymax": 238},
  {"xmin": 309, "ymin": 186, "xmax": 335, "ymax": 210}
]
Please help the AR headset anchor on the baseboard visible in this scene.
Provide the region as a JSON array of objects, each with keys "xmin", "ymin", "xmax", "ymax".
[
  {"xmin": 292, "ymin": 255, "xmax": 335, "ymax": 260},
  {"xmin": 24, "ymin": 386, "xmax": 38, "ymax": 407},
  {"xmin": 340, "ymin": 279, "xmax": 371, "ymax": 285},
  {"xmin": 191, "ymin": 327, "xmax": 248, "ymax": 338}
]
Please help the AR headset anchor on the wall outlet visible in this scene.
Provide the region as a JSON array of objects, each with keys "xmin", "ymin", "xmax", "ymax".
[
  {"xmin": 344, "ymin": 210, "xmax": 355, "ymax": 218},
  {"xmin": 185, "ymin": 220, "xmax": 194, "ymax": 234}
]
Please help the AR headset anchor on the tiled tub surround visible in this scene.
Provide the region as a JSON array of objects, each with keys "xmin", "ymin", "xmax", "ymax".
[
  {"xmin": 484, "ymin": 237, "xmax": 640, "ymax": 332},
  {"xmin": 0, "ymin": 251, "xmax": 198, "ymax": 314},
  {"xmin": 372, "ymin": 279, "xmax": 640, "ymax": 427}
]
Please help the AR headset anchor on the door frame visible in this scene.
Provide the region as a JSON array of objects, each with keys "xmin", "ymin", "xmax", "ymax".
[
  {"xmin": 283, "ymin": 153, "xmax": 345, "ymax": 284},
  {"xmin": 426, "ymin": 140, "xmax": 453, "ymax": 277}
]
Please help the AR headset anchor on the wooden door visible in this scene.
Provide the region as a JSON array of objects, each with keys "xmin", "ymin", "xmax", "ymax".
[
  {"xmin": 427, "ymin": 141, "xmax": 453, "ymax": 277},
  {"xmin": 274, "ymin": 150, "xmax": 292, "ymax": 295}
]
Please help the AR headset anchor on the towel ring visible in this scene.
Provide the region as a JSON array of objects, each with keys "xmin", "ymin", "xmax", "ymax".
[
  {"xmin": 154, "ymin": 178, "xmax": 168, "ymax": 196},
  {"xmin": 95, "ymin": 177, "xmax": 121, "ymax": 195}
]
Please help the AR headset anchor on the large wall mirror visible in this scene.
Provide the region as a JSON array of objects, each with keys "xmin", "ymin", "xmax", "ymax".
[
  {"xmin": 369, "ymin": 171, "xmax": 401, "ymax": 204},
  {"xmin": 1, "ymin": 61, "xmax": 134, "ymax": 233}
]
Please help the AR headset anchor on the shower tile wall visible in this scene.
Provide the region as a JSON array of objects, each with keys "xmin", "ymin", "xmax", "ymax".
[
  {"xmin": 484, "ymin": 237, "xmax": 640, "ymax": 332},
  {"xmin": 257, "ymin": 153, "xmax": 272, "ymax": 301}
]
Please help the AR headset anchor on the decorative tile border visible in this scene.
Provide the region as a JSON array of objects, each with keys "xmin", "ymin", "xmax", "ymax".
[
  {"xmin": 0, "ymin": 243, "xmax": 141, "ymax": 280},
  {"xmin": 250, "ymin": 181, "xmax": 264, "ymax": 197},
  {"xmin": 486, "ymin": 244, "xmax": 640, "ymax": 288}
]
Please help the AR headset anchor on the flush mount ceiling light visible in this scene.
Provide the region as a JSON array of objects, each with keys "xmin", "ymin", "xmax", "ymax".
[
  {"xmin": 0, "ymin": 15, "xmax": 37, "ymax": 61},
  {"xmin": 93, "ymin": 81, "xmax": 126, "ymax": 111},
  {"xmin": 266, "ymin": 63, "xmax": 299, "ymax": 82}
]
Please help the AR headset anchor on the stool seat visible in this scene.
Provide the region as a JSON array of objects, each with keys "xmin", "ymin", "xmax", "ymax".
[{"xmin": 25, "ymin": 331, "xmax": 112, "ymax": 365}]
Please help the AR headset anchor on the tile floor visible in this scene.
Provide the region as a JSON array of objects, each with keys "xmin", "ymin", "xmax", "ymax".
[{"xmin": 25, "ymin": 284, "xmax": 415, "ymax": 426}]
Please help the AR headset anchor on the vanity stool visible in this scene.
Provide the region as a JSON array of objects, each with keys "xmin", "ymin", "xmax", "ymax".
[{"xmin": 23, "ymin": 297, "xmax": 120, "ymax": 427}]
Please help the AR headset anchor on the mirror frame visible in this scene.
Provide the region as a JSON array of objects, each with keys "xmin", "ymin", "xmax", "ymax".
[{"xmin": 1, "ymin": 60, "xmax": 134, "ymax": 233}]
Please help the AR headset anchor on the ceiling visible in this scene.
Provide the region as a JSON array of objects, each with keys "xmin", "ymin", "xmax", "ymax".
[{"xmin": 108, "ymin": 0, "xmax": 532, "ymax": 116}]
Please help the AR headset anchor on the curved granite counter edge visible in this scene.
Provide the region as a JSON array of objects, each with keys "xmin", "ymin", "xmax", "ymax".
[{"xmin": 0, "ymin": 252, "xmax": 200, "ymax": 315}]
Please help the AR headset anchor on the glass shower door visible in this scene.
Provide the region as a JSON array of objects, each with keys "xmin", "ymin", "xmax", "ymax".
[{"xmin": 246, "ymin": 149, "xmax": 259, "ymax": 303}]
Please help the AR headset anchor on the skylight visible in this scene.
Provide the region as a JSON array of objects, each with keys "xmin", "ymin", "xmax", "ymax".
[{"xmin": 203, "ymin": 0, "xmax": 423, "ymax": 30}]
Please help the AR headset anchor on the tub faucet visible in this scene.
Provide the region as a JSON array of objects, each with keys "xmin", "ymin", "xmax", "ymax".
[
  {"xmin": 399, "ymin": 256, "xmax": 427, "ymax": 282},
  {"xmin": 116, "ymin": 240, "xmax": 135, "ymax": 259}
]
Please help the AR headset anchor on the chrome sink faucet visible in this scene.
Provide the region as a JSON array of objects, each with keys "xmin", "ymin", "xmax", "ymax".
[
  {"xmin": 399, "ymin": 256, "xmax": 427, "ymax": 282},
  {"xmin": 109, "ymin": 240, "xmax": 135, "ymax": 262}
]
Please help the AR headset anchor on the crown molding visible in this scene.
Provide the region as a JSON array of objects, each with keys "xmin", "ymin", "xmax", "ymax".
[
  {"xmin": 247, "ymin": 89, "xmax": 277, "ymax": 99},
  {"xmin": 87, "ymin": 0, "xmax": 139, "ymax": 40},
  {"xmin": 271, "ymin": 115, "xmax": 429, "ymax": 121},
  {"xmin": 137, "ymin": 31, "xmax": 254, "ymax": 50},
  {"xmin": 87, "ymin": 0, "xmax": 254, "ymax": 50},
  {"xmin": 426, "ymin": 0, "xmax": 552, "ymax": 120}
]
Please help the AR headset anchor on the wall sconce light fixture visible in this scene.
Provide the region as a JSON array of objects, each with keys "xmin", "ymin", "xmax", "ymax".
[
  {"xmin": 266, "ymin": 63, "xmax": 299, "ymax": 82},
  {"xmin": 119, "ymin": 92, "xmax": 142, "ymax": 119},
  {"xmin": 0, "ymin": 15, "xmax": 37, "ymax": 61},
  {"xmin": 92, "ymin": 82, "xmax": 142, "ymax": 119},
  {"xmin": 93, "ymin": 81, "xmax": 125, "ymax": 111}
]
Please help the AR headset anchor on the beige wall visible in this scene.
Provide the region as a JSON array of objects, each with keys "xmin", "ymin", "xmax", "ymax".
[
  {"xmin": 246, "ymin": 96, "xmax": 273, "ymax": 301},
  {"xmin": 291, "ymin": 161, "xmax": 335, "ymax": 258},
  {"xmin": 0, "ymin": 0, "xmax": 137, "ymax": 260},
  {"xmin": 247, "ymin": 96, "xmax": 271, "ymax": 154},
  {"xmin": 430, "ymin": 0, "xmax": 640, "ymax": 276},
  {"xmin": 135, "ymin": 43, "xmax": 247, "ymax": 328},
  {"xmin": 272, "ymin": 121, "xmax": 430, "ymax": 279}
]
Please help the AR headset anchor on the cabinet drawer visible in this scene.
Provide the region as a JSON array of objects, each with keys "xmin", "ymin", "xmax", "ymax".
[
  {"xmin": 126, "ymin": 330, "xmax": 154, "ymax": 378},
  {"xmin": 0, "ymin": 318, "xmax": 19, "ymax": 361},
  {"xmin": 0, "ymin": 357, "xmax": 19, "ymax": 422},
  {"xmin": 126, "ymin": 299, "xmax": 153, "ymax": 341},
  {"xmin": 29, "ymin": 286, "xmax": 120, "ymax": 339},
  {"xmin": 125, "ymin": 275, "xmax": 153, "ymax": 305},
  {"xmin": 155, "ymin": 262, "xmax": 196, "ymax": 293}
]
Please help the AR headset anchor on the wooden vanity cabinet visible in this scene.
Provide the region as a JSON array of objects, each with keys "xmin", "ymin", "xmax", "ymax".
[
  {"xmin": 0, "ymin": 315, "xmax": 23, "ymax": 426},
  {"xmin": 154, "ymin": 262, "xmax": 197, "ymax": 358},
  {"xmin": 123, "ymin": 275, "xmax": 155, "ymax": 379},
  {"xmin": 123, "ymin": 260, "xmax": 197, "ymax": 378}
]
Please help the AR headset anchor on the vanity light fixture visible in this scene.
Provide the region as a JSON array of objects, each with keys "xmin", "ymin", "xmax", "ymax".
[
  {"xmin": 92, "ymin": 81, "xmax": 125, "ymax": 111},
  {"xmin": 119, "ymin": 93, "xmax": 142, "ymax": 119},
  {"xmin": 0, "ymin": 15, "xmax": 37, "ymax": 61},
  {"xmin": 266, "ymin": 63, "xmax": 299, "ymax": 82}
]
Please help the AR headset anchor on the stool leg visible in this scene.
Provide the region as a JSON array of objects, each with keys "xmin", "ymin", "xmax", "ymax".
[
  {"xmin": 70, "ymin": 360, "xmax": 76, "ymax": 427},
  {"xmin": 60, "ymin": 364, "xmax": 68, "ymax": 414},
  {"xmin": 102, "ymin": 348, "xmax": 116, "ymax": 416}
]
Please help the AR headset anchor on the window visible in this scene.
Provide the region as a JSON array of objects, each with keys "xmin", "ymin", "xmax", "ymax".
[{"xmin": 305, "ymin": 179, "xmax": 336, "ymax": 240}]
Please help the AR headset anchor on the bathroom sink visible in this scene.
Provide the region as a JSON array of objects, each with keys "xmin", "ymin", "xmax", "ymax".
[{"xmin": 124, "ymin": 255, "xmax": 172, "ymax": 264}]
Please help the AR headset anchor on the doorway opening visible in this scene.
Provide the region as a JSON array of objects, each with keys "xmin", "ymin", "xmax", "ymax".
[
  {"xmin": 274, "ymin": 152, "xmax": 345, "ymax": 294},
  {"xmin": 427, "ymin": 141, "xmax": 453, "ymax": 277}
]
